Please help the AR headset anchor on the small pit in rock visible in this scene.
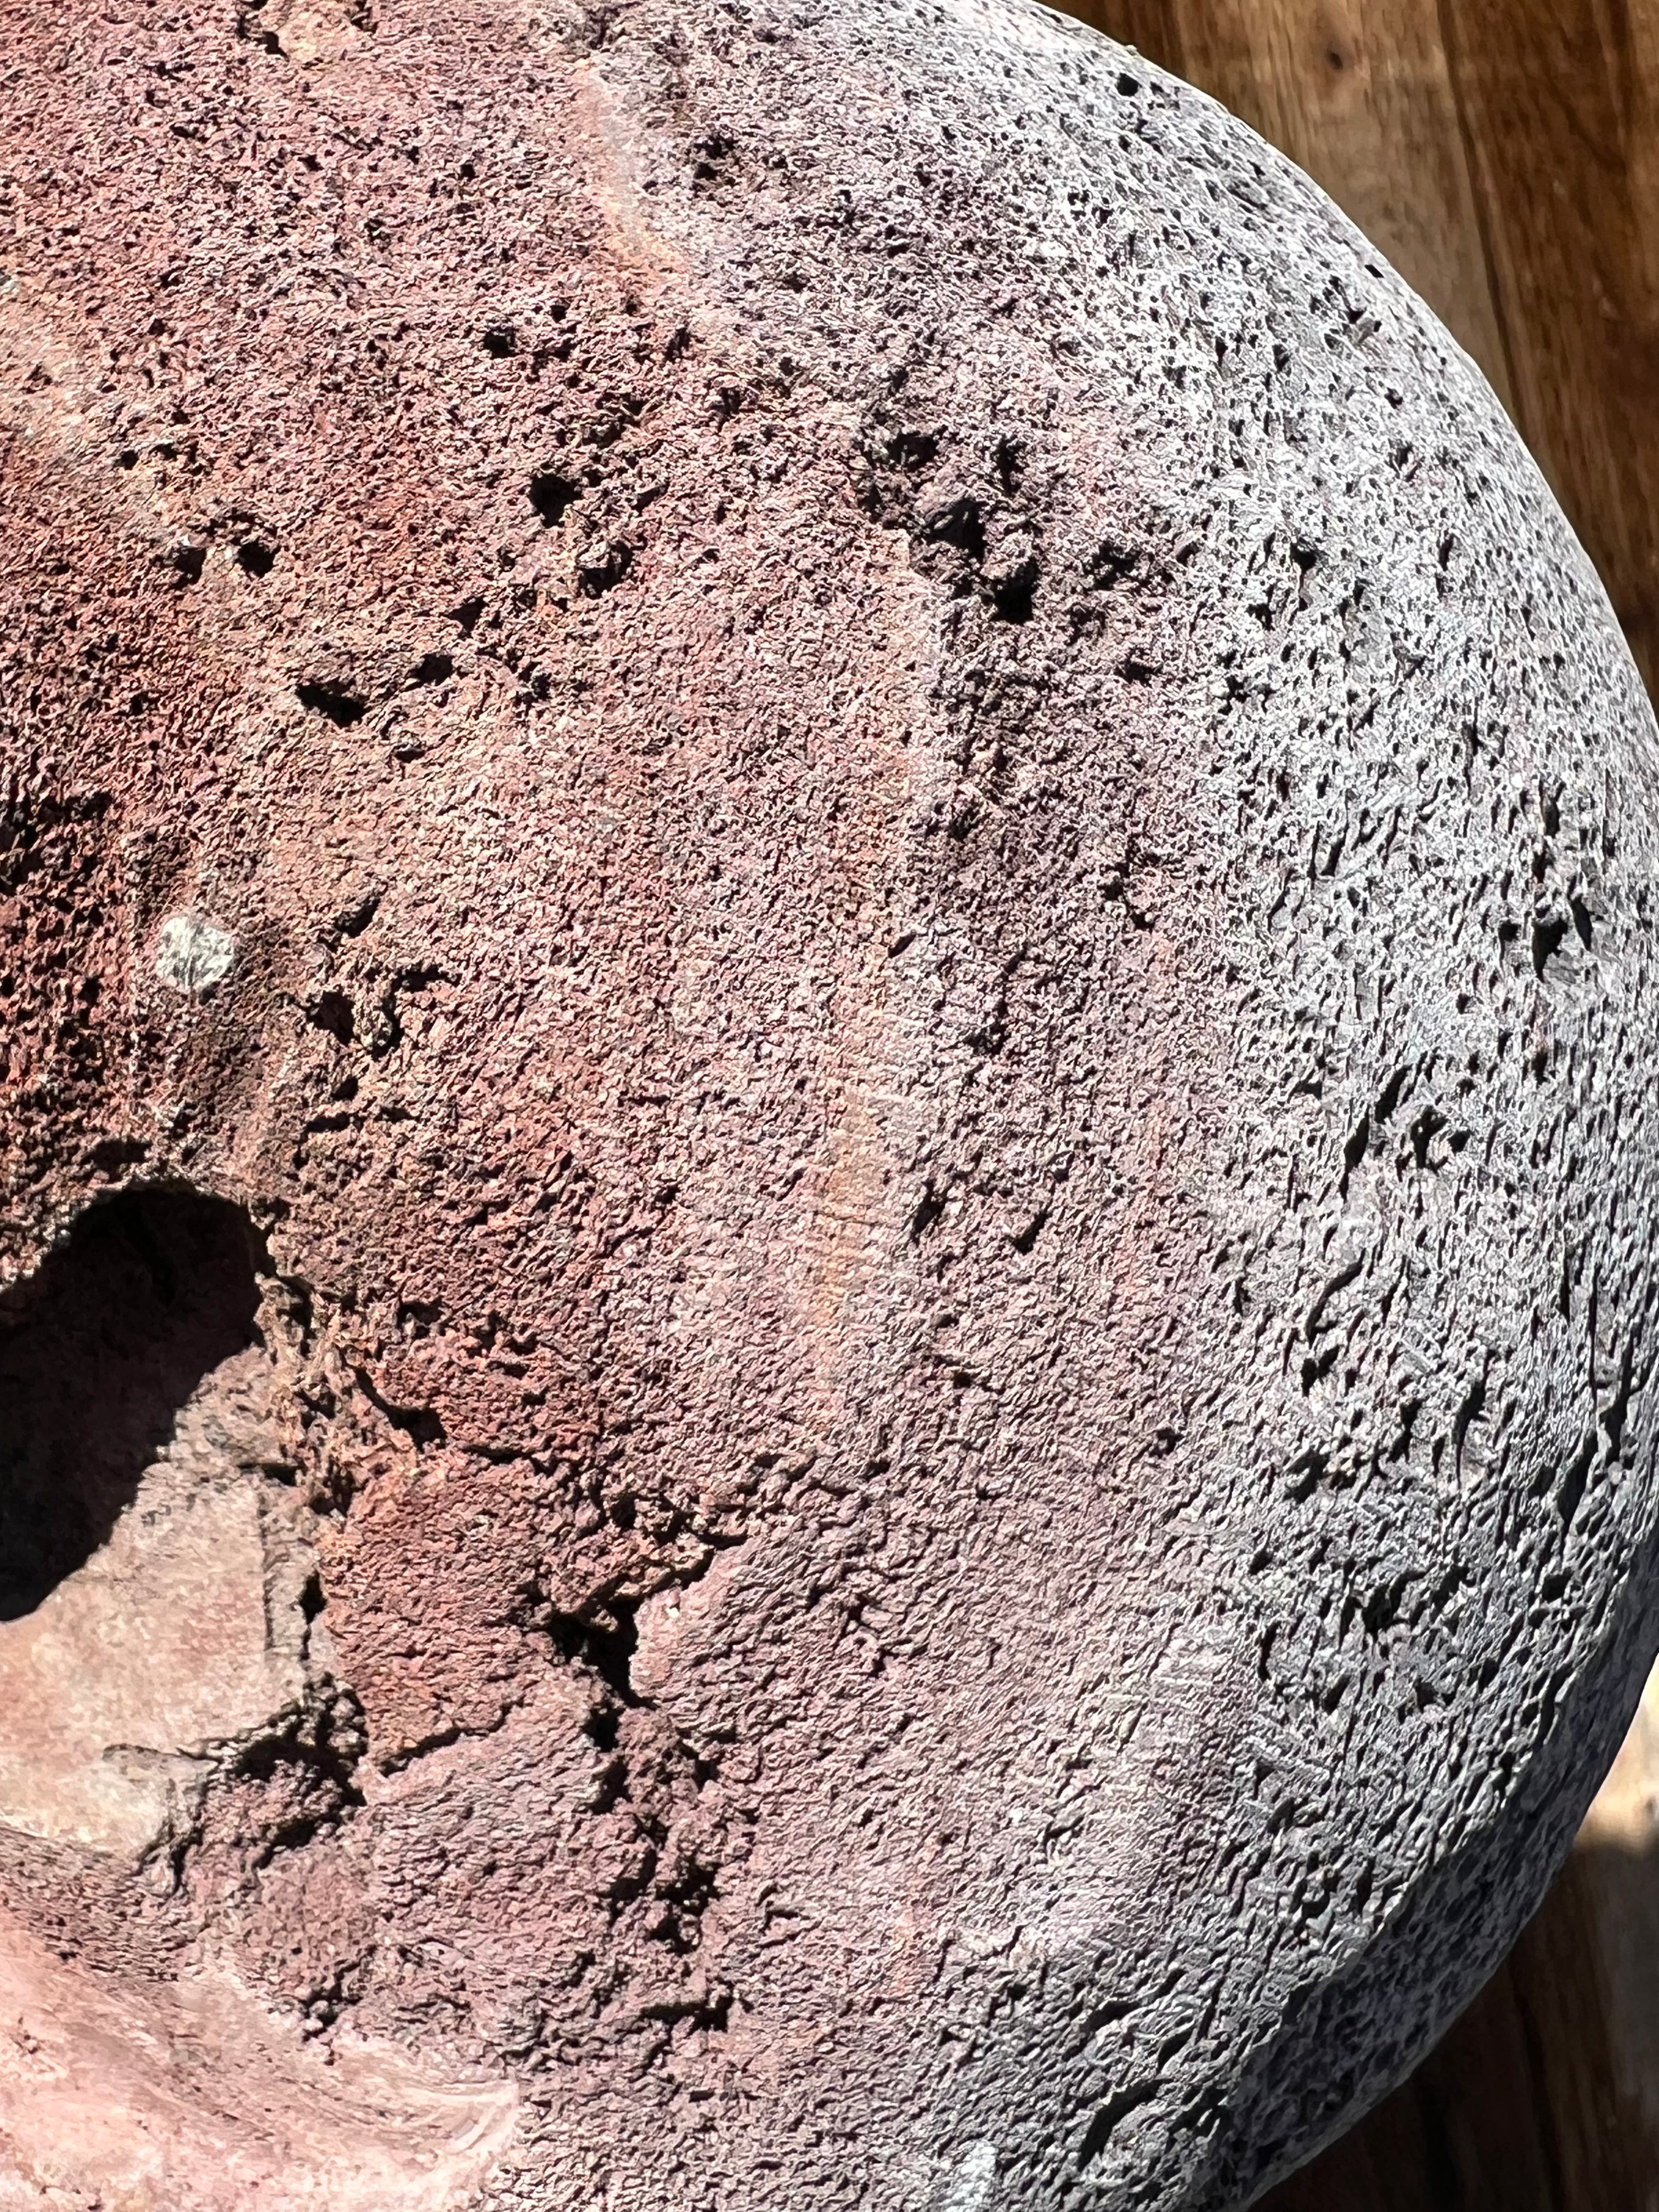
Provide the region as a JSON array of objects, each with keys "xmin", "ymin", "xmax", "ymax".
[{"xmin": 528, "ymin": 469, "xmax": 579, "ymax": 526}]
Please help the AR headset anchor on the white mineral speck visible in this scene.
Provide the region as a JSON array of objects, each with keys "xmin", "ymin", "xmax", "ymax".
[{"xmin": 155, "ymin": 912, "xmax": 236, "ymax": 996}]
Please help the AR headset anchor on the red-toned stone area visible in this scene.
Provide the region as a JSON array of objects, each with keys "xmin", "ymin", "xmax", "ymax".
[{"xmin": 4, "ymin": 0, "xmax": 1659, "ymax": 2205}]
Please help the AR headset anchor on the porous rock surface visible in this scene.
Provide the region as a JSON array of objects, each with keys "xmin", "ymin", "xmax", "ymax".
[{"xmin": 3, "ymin": 0, "xmax": 1659, "ymax": 2204}]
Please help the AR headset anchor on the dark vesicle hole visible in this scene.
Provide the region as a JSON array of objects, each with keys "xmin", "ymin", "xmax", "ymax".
[
  {"xmin": 236, "ymin": 540, "xmax": 276, "ymax": 577},
  {"xmin": 1409, "ymin": 1104, "xmax": 1446, "ymax": 1169},
  {"xmin": 1342, "ymin": 1111, "xmax": 1370, "ymax": 1177},
  {"xmin": 577, "ymin": 539, "xmax": 632, "ymax": 597},
  {"xmin": 297, "ymin": 679, "xmax": 366, "ymax": 727},
  {"xmin": 1286, "ymin": 1446, "xmax": 1328, "ymax": 1500},
  {"xmin": 887, "ymin": 428, "xmax": 938, "ymax": 470},
  {"xmin": 528, "ymin": 470, "xmax": 580, "ymax": 527},
  {"xmin": 482, "ymin": 324, "xmax": 517, "ymax": 357},
  {"xmin": 1532, "ymin": 912, "xmax": 1570, "ymax": 976},
  {"xmin": 1079, "ymin": 2083, "xmax": 1159, "ymax": 2170},
  {"xmin": 0, "ymin": 1193, "xmax": 264, "ymax": 1621},
  {"xmin": 308, "ymin": 989, "xmax": 354, "ymax": 1043},
  {"xmin": 925, "ymin": 494, "xmax": 985, "ymax": 561},
  {"xmin": 690, "ymin": 132, "xmax": 735, "ymax": 183},
  {"xmin": 991, "ymin": 573, "xmax": 1037, "ymax": 623},
  {"xmin": 553, "ymin": 1599, "xmax": 639, "ymax": 1705},
  {"xmin": 1558, "ymin": 1434, "xmax": 1595, "ymax": 1531},
  {"xmin": 168, "ymin": 543, "xmax": 207, "ymax": 586},
  {"xmin": 335, "ymin": 888, "xmax": 380, "ymax": 938},
  {"xmin": 908, "ymin": 1182, "xmax": 946, "ymax": 1242},
  {"xmin": 1452, "ymin": 1372, "xmax": 1487, "ymax": 1471},
  {"xmin": 1604, "ymin": 1345, "xmax": 1636, "ymax": 1464},
  {"xmin": 1374, "ymin": 1064, "xmax": 1412, "ymax": 1121},
  {"xmin": 88, "ymin": 1135, "xmax": 146, "ymax": 1177},
  {"xmin": 1362, "ymin": 1579, "xmax": 1406, "ymax": 1638},
  {"xmin": 583, "ymin": 1703, "xmax": 620, "ymax": 1752},
  {"xmin": 1011, "ymin": 1205, "xmax": 1048, "ymax": 1255},
  {"xmin": 410, "ymin": 651, "xmax": 454, "ymax": 687},
  {"xmin": 1087, "ymin": 537, "xmax": 1140, "ymax": 588}
]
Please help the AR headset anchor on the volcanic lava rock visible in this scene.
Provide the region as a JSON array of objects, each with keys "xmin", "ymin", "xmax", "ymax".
[{"xmin": 3, "ymin": 0, "xmax": 1659, "ymax": 2205}]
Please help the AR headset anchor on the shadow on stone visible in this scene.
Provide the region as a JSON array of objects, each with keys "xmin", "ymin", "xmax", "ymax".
[{"xmin": 0, "ymin": 1192, "xmax": 266, "ymax": 1621}]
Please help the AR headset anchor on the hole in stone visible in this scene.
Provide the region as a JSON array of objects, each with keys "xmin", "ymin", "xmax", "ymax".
[
  {"xmin": 0, "ymin": 1192, "xmax": 266, "ymax": 1621},
  {"xmin": 991, "ymin": 571, "xmax": 1037, "ymax": 623},
  {"xmin": 887, "ymin": 428, "xmax": 938, "ymax": 470},
  {"xmin": 308, "ymin": 988, "xmax": 355, "ymax": 1043},
  {"xmin": 552, "ymin": 1599, "xmax": 640, "ymax": 1705},
  {"xmin": 925, "ymin": 493, "xmax": 986, "ymax": 561},
  {"xmin": 297, "ymin": 679, "xmax": 366, "ymax": 727},
  {"xmin": 528, "ymin": 469, "xmax": 579, "ymax": 527},
  {"xmin": 576, "ymin": 537, "xmax": 633, "ymax": 596}
]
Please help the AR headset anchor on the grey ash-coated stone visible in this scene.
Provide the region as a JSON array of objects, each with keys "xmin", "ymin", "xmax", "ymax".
[{"xmin": 5, "ymin": 0, "xmax": 1659, "ymax": 2204}]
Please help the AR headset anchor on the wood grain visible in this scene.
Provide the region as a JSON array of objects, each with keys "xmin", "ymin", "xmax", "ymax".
[{"xmin": 1442, "ymin": 0, "xmax": 1659, "ymax": 715}]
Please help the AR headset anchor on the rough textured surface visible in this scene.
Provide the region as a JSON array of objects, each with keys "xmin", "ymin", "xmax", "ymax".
[
  {"xmin": 2, "ymin": 0, "xmax": 1658, "ymax": 2205},
  {"xmin": 1260, "ymin": 1655, "xmax": 1659, "ymax": 2212}
]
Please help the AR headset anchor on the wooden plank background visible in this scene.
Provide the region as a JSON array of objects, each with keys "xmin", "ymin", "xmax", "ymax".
[{"xmin": 1041, "ymin": 4, "xmax": 1659, "ymax": 2204}]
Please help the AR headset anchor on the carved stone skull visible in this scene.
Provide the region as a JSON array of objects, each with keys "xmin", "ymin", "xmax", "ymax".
[{"xmin": 3, "ymin": 0, "xmax": 1658, "ymax": 2205}]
